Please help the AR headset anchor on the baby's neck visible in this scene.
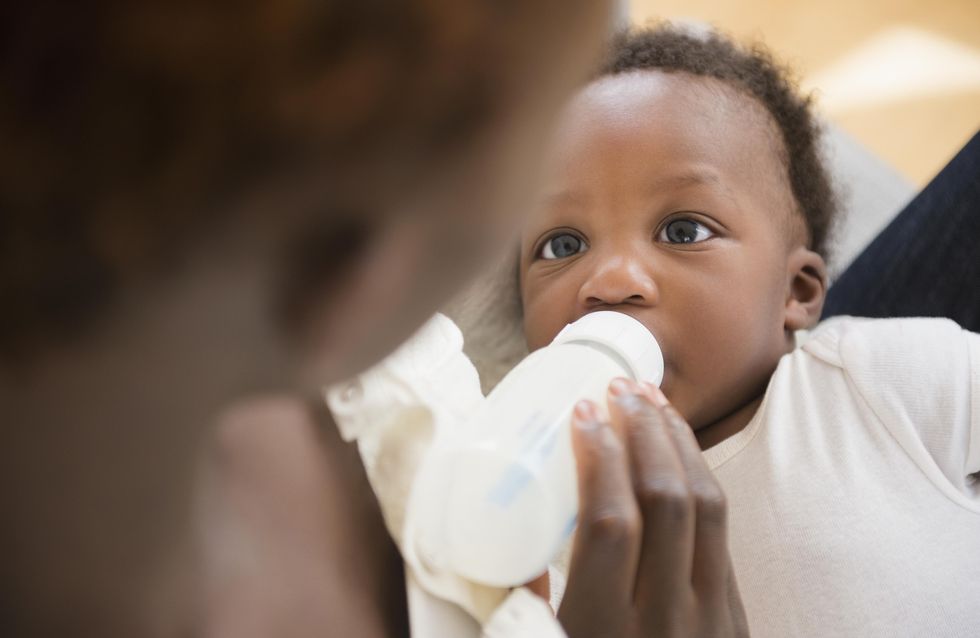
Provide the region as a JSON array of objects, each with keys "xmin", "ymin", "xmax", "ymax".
[{"xmin": 694, "ymin": 393, "xmax": 765, "ymax": 451}]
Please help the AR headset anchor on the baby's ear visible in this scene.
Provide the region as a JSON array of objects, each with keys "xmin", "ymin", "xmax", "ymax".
[{"xmin": 784, "ymin": 246, "xmax": 827, "ymax": 331}]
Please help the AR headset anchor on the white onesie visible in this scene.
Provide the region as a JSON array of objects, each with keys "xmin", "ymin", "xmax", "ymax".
[
  {"xmin": 328, "ymin": 315, "xmax": 980, "ymax": 637},
  {"xmin": 704, "ymin": 317, "xmax": 980, "ymax": 637}
]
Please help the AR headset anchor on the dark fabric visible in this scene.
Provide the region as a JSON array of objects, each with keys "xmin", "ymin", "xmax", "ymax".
[{"xmin": 824, "ymin": 131, "xmax": 980, "ymax": 332}]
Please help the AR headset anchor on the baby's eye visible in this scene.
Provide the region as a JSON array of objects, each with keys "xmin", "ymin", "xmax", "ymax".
[
  {"xmin": 659, "ymin": 219, "xmax": 714, "ymax": 244},
  {"xmin": 540, "ymin": 233, "xmax": 587, "ymax": 260}
]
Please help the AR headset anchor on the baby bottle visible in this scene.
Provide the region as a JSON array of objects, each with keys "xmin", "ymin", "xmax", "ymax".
[{"xmin": 408, "ymin": 310, "xmax": 664, "ymax": 587}]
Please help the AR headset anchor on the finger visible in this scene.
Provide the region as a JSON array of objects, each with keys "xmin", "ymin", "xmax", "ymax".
[
  {"xmin": 607, "ymin": 380, "xmax": 694, "ymax": 615},
  {"xmin": 558, "ymin": 400, "xmax": 640, "ymax": 638},
  {"xmin": 644, "ymin": 382, "xmax": 731, "ymax": 607}
]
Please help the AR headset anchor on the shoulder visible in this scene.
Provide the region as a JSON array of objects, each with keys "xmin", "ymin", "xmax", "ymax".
[
  {"xmin": 797, "ymin": 316, "xmax": 976, "ymax": 417},
  {"xmin": 799, "ymin": 316, "xmax": 973, "ymax": 372},
  {"xmin": 795, "ymin": 317, "xmax": 980, "ymax": 497}
]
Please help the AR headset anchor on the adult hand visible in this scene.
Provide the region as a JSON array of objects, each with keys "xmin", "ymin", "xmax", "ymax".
[{"xmin": 557, "ymin": 379, "xmax": 749, "ymax": 638}]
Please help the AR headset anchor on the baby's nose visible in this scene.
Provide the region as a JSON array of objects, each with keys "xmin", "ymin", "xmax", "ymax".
[{"xmin": 579, "ymin": 255, "xmax": 658, "ymax": 309}]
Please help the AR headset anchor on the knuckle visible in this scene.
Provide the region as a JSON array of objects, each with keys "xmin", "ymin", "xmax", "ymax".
[
  {"xmin": 582, "ymin": 507, "xmax": 641, "ymax": 545},
  {"xmin": 596, "ymin": 426, "xmax": 626, "ymax": 455},
  {"xmin": 662, "ymin": 406, "xmax": 690, "ymax": 431},
  {"xmin": 637, "ymin": 476, "xmax": 693, "ymax": 521},
  {"xmin": 691, "ymin": 482, "xmax": 728, "ymax": 525},
  {"xmin": 626, "ymin": 412, "xmax": 663, "ymax": 441}
]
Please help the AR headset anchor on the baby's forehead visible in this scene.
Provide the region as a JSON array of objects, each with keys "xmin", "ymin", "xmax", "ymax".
[
  {"xmin": 542, "ymin": 70, "xmax": 797, "ymax": 217},
  {"xmin": 559, "ymin": 70, "xmax": 784, "ymax": 165}
]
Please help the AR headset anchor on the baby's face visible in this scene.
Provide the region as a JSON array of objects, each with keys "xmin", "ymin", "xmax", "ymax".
[{"xmin": 520, "ymin": 71, "xmax": 824, "ymax": 434}]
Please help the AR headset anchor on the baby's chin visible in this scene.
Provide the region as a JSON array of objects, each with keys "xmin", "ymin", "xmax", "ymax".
[
  {"xmin": 686, "ymin": 389, "xmax": 769, "ymax": 450},
  {"xmin": 654, "ymin": 375, "xmax": 697, "ymax": 425},
  {"xmin": 660, "ymin": 374, "xmax": 737, "ymax": 430}
]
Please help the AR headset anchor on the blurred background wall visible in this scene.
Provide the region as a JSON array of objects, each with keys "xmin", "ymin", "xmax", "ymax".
[{"xmin": 628, "ymin": 0, "xmax": 980, "ymax": 187}]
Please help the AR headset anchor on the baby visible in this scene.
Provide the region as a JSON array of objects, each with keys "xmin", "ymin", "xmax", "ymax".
[
  {"xmin": 508, "ymin": 24, "xmax": 979, "ymax": 638},
  {"xmin": 329, "ymin": 24, "xmax": 979, "ymax": 638}
]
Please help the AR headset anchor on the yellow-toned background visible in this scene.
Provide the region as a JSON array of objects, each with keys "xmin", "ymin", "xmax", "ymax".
[{"xmin": 629, "ymin": 0, "xmax": 980, "ymax": 186}]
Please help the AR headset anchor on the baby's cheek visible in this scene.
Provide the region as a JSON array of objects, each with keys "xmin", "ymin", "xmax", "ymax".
[
  {"xmin": 523, "ymin": 272, "xmax": 583, "ymax": 341},
  {"xmin": 676, "ymin": 322, "xmax": 764, "ymax": 425},
  {"xmin": 521, "ymin": 298, "xmax": 563, "ymax": 351}
]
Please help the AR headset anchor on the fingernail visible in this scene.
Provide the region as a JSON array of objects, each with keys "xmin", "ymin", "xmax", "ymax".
[
  {"xmin": 643, "ymin": 382, "xmax": 669, "ymax": 407},
  {"xmin": 572, "ymin": 400, "xmax": 601, "ymax": 430},
  {"xmin": 574, "ymin": 400, "xmax": 598, "ymax": 421},
  {"xmin": 609, "ymin": 378, "xmax": 634, "ymax": 397}
]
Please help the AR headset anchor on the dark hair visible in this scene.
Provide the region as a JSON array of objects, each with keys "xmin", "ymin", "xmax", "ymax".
[{"xmin": 600, "ymin": 24, "xmax": 837, "ymax": 257}]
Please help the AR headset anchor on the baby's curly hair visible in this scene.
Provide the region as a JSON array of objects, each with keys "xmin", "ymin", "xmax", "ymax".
[{"xmin": 601, "ymin": 24, "xmax": 837, "ymax": 257}]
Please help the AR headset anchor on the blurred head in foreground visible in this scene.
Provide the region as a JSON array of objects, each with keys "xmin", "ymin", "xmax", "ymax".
[
  {"xmin": 1, "ymin": 0, "xmax": 610, "ymax": 386},
  {"xmin": 0, "ymin": 1, "xmax": 611, "ymax": 634}
]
